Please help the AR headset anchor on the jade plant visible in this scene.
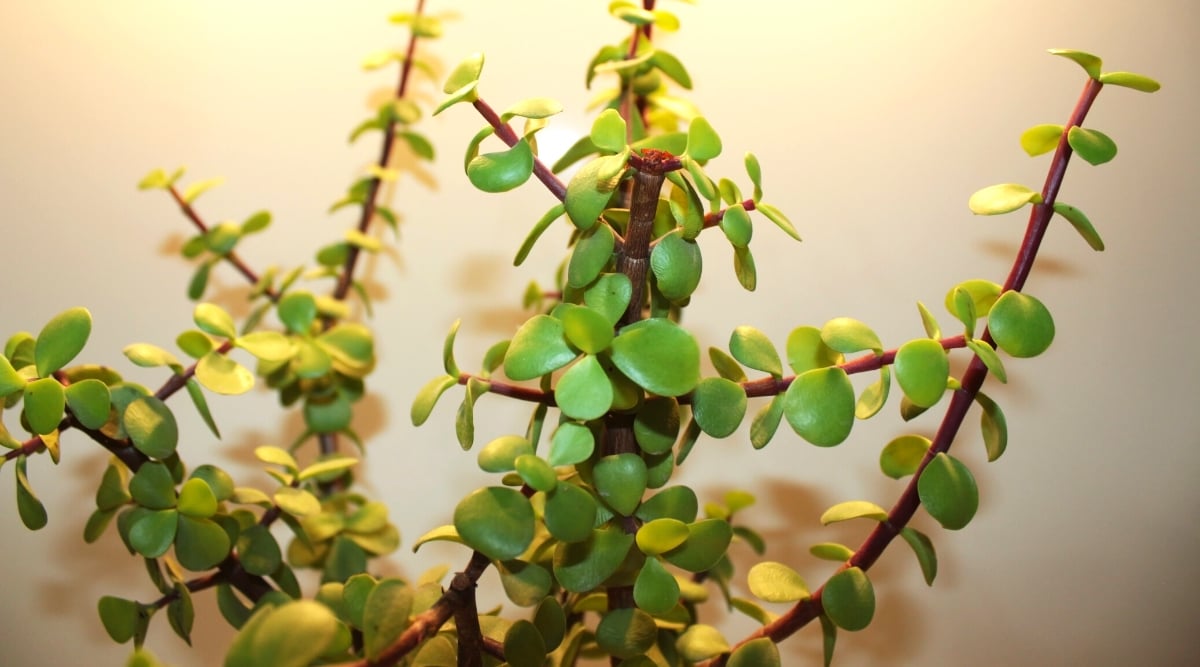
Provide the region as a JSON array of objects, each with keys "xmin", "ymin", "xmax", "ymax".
[{"xmin": 0, "ymin": 2, "xmax": 1160, "ymax": 666}]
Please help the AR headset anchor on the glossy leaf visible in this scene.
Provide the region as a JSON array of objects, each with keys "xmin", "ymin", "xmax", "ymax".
[
  {"xmin": 0, "ymin": 356, "xmax": 25, "ymax": 397},
  {"xmin": 591, "ymin": 108, "xmax": 627, "ymax": 153},
  {"xmin": 750, "ymin": 395, "xmax": 785, "ymax": 449},
  {"xmin": 410, "ymin": 374, "xmax": 457, "ymax": 426},
  {"xmin": 610, "ymin": 318, "xmax": 700, "ymax": 397},
  {"xmin": 556, "ymin": 355, "xmax": 614, "ymax": 420},
  {"xmin": 786, "ymin": 326, "xmax": 843, "ymax": 375},
  {"xmin": 177, "ymin": 478, "xmax": 217, "ymax": 519},
  {"xmin": 584, "ymin": 273, "xmax": 632, "ymax": 326},
  {"xmin": 900, "ymin": 526, "xmax": 938, "ymax": 586},
  {"xmin": 1097, "ymin": 71, "xmax": 1161, "ymax": 92},
  {"xmin": 1020, "ymin": 123, "xmax": 1064, "ymax": 157},
  {"xmin": 691, "ymin": 377, "xmax": 747, "ymax": 438},
  {"xmin": 917, "ymin": 301, "xmax": 941, "ymax": 339},
  {"xmin": 504, "ymin": 315, "xmax": 576, "ymax": 381},
  {"xmin": 686, "ymin": 116, "xmax": 722, "ymax": 161},
  {"xmin": 553, "ymin": 525, "xmax": 634, "ymax": 592},
  {"xmin": 651, "ymin": 230, "xmax": 703, "ymax": 301},
  {"xmin": 636, "ymin": 486, "xmax": 698, "ymax": 523},
  {"xmin": 175, "ymin": 515, "xmax": 230, "ymax": 570},
  {"xmin": 15, "ymin": 457, "xmax": 48, "ymax": 530},
  {"xmin": 478, "ymin": 435, "xmax": 534, "ymax": 473},
  {"xmin": 821, "ymin": 317, "xmax": 882, "ymax": 354},
  {"xmin": 35, "ymin": 307, "xmax": 92, "ymax": 377},
  {"xmin": 823, "ymin": 567, "xmax": 875, "ymax": 631},
  {"xmin": 1052, "ymin": 201, "xmax": 1105, "ymax": 251},
  {"xmin": 855, "ymin": 367, "xmax": 890, "ymax": 420},
  {"xmin": 594, "ymin": 453, "xmax": 648, "ymax": 516},
  {"xmin": 663, "ymin": 519, "xmax": 732, "ymax": 573},
  {"xmin": 196, "ymin": 352, "xmax": 254, "ymax": 395},
  {"xmin": 989, "ymin": 290, "xmax": 1055, "ymax": 358},
  {"xmin": 894, "ymin": 338, "xmax": 949, "ymax": 408},
  {"xmin": 633, "ymin": 556, "xmax": 680, "ymax": 614},
  {"xmin": 548, "ymin": 422, "xmax": 595, "ymax": 467},
  {"xmin": 24, "ymin": 378, "xmax": 65, "ymax": 435},
  {"xmin": 756, "ymin": 201, "xmax": 801, "ymax": 241},
  {"xmin": 597, "ymin": 607, "xmax": 657, "ymax": 660},
  {"xmin": 945, "ymin": 279, "xmax": 1001, "ymax": 320},
  {"xmin": 224, "ymin": 601, "xmax": 339, "ymax": 667},
  {"xmin": 880, "ymin": 434, "xmax": 931, "ymax": 479},
  {"xmin": 565, "ymin": 153, "xmax": 627, "ymax": 231},
  {"xmin": 918, "ymin": 453, "xmax": 979, "ymax": 530},
  {"xmin": 729, "ymin": 325, "xmax": 783, "ymax": 377},
  {"xmin": 544, "ymin": 482, "xmax": 597, "ymax": 544},
  {"xmin": 636, "ymin": 518, "xmax": 689, "ymax": 556},
  {"xmin": 632, "ymin": 397, "xmax": 679, "ymax": 455},
  {"xmin": 967, "ymin": 339, "xmax": 1008, "ymax": 383},
  {"xmin": 567, "ymin": 223, "xmax": 616, "ymax": 289},
  {"xmin": 968, "ymin": 183, "xmax": 1043, "ymax": 215},
  {"xmin": 468, "ymin": 138, "xmax": 535, "ymax": 193},
  {"xmin": 129, "ymin": 508, "xmax": 177, "ymax": 558},
  {"xmin": 783, "ymin": 367, "xmax": 855, "ymax": 447},
  {"xmin": 454, "ymin": 487, "xmax": 535, "ymax": 561},
  {"xmin": 821, "ymin": 501, "xmax": 887, "ymax": 525},
  {"xmin": 1067, "ymin": 126, "xmax": 1117, "ymax": 166},
  {"xmin": 124, "ymin": 396, "xmax": 179, "ymax": 459},
  {"xmin": 1048, "ymin": 48, "xmax": 1102, "ymax": 78},
  {"xmin": 676, "ymin": 624, "xmax": 730, "ymax": 663},
  {"xmin": 98, "ymin": 596, "xmax": 143, "ymax": 644},
  {"xmin": 748, "ymin": 561, "xmax": 809, "ymax": 603},
  {"xmin": 976, "ymin": 391, "xmax": 1009, "ymax": 462}
]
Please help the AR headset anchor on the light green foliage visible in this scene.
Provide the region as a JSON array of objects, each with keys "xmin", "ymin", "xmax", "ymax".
[
  {"xmin": 610, "ymin": 318, "xmax": 700, "ymax": 396},
  {"xmin": 35, "ymin": 307, "xmax": 92, "ymax": 377},
  {"xmin": 894, "ymin": 338, "xmax": 949, "ymax": 408},
  {"xmin": 784, "ymin": 367, "xmax": 855, "ymax": 446},
  {"xmin": 822, "ymin": 567, "xmax": 875, "ymax": 631},
  {"xmin": 968, "ymin": 183, "xmax": 1043, "ymax": 215},
  {"xmin": 988, "ymin": 290, "xmax": 1055, "ymax": 358},
  {"xmin": 1067, "ymin": 126, "xmax": 1118, "ymax": 165},
  {"xmin": 454, "ymin": 487, "xmax": 535, "ymax": 561},
  {"xmin": 747, "ymin": 561, "xmax": 809, "ymax": 603}
]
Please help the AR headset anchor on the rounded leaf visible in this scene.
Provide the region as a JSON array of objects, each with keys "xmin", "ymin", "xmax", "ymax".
[
  {"xmin": 1020, "ymin": 123, "xmax": 1064, "ymax": 157},
  {"xmin": 729, "ymin": 638, "xmax": 781, "ymax": 667},
  {"xmin": 730, "ymin": 325, "xmax": 783, "ymax": 377},
  {"xmin": 989, "ymin": 290, "xmax": 1055, "ymax": 358},
  {"xmin": 968, "ymin": 183, "xmax": 1043, "ymax": 215},
  {"xmin": 720, "ymin": 204, "xmax": 753, "ymax": 248},
  {"xmin": 478, "ymin": 435, "xmax": 533, "ymax": 473},
  {"xmin": 591, "ymin": 108, "xmax": 627, "ymax": 154},
  {"xmin": 277, "ymin": 292, "xmax": 317, "ymax": 334},
  {"xmin": 177, "ymin": 478, "xmax": 217, "ymax": 518},
  {"xmin": 565, "ymin": 153, "xmax": 626, "ymax": 231},
  {"xmin": 636, "ymin": 486, "xmax": 698, "ymax": 523},
  {"xmin": 514, "ymin": 454, "xmax": 557, "ymax": 493},
  {"xmin": 505, "ymin": 315, "xmax": 577, "ymax": 381},
  {"xmin": 195, "ymin": 352, "xmax": 254, "ymax": 395},
  {"xmin": 686, "ymin": 116, "xmax": 722, "ymax": 161},
  {"xmin": 633, "ymin": 397, "xmax": 680, "ymax": 454},
  {"xmin": 633, "ymin": 556, "xmax": 680, "ymax": 614},
  {"xmin": 548, "ymin": 422, "xmax": 595, "ymax": 467},
  {"xmin": 821, "ymin": 318, "xmax": 882, "ymax": 354},
  {"xmin": 237, "ymin": 524, "xmax": 282, "ymax": 576},
  {"xmin": 98, "ymin": 596, "xmax": 143, "ymax": 644},
  {"xmin": 786, "ymin": 325, "xmax": 843, "ymax": 375},
  {"xmin": 676, "ymin": 624, "xmax": 730, "ymax": 663},
  {"xmin": 553, "ymin": 525, "xmax": 634, "ymax": 592},
  {"xmin": 783, "ymin": 367, "xmax": 855, "ymax": 447},
  {"xmin": 504, "ymin": 619, "xmax": 548, "ymax": 667},
  {"xmin": 918, "ymin": 452, "xmax": 979, "ymax": 531},
  {"xmin": 650, "ymin": 230, "xmax": 702, "ymax": 301},
  {"xmin": 593, "ymin": 453, "xmax": 648, "ymax": 516},
  {"xmin": 1067, "ymin": 126, "xmax": 1117, "ymax": 166},
  {"xmin": 124, "ymin": 396, "xmax": 179, "ymax": 459},
  {"xmin": 175, "ymin": 515, "xmax": 231, "ymax": 571},
  {"xmin": 35, "ymin": 307, "xmax": 92, "ymax": 377},
  {"xmin": 894, "ymin": 338, "xmax": 950, "ymax": 408},
  {"xmin": 820, "ymin": 500, "xmax": 887, "ymax": 526},
  {"xmin": 555, "ymin": 355, "xmax": 614, "ymax": 421},
  {"xmin": 64, "ymin": 379, "xmax": 111, "ymax": 429},
  {"xmin": 584, "ymin": 273, "xmax": 633, "ymax": 326},
  {"xmin": 596, "ymin": 608, "xmax": 657, "ymax": 659},
  {"xmin": 879, "ymin": 434, "xmax": 931, "ymax": 479},
  {"xmin": 193, "ymin": 303, "xmax": 236, "ymax": 339},
  {"xmin": 544, "ymin": 482, "xmax": 598, "ymax": 543},
  {"xmin": 691, "ymin": 377, "xmax": 747, "ymax": 438},
  {"xmin": 663, "ymin": 519, "xmax": 732, "ymax": 573},
  {"xmin": 822, "ymin": 567, "xmax": 875, "ymax": 631},
  {"xmin": 225, "ymin": 600, "xmax": 339, "ymax": 667},
  {"xmin": 561, "ymin": 305, "xmax": 614, "ymax": 355},
  {"xmin": 748, "ymin": 561, "xmax": 809, "ymax": 603},
  {"xmin": 129, "ymin": 509, "xmax": 178, "ymax": 558},
  {"xmin": 610, "ymin": 318, "xmax": 700, "ymax": 397},
  {"xmin": 468, "ymin": 139, "xmax": 535, "ymax": 193},
  {"xmin": 500, "ymin": 562, "xmax": 553, "ymax": 609},
  {"xmin": 454, "ymin": 487, "xmax": 535, "ymax": 561},
  {"xmin": 636, "ymin": 518, "xmax": 689, "ymax": 556},
  {"xmin": 23, "ymin": 378, "xmax": 66, "ymax": 435}
]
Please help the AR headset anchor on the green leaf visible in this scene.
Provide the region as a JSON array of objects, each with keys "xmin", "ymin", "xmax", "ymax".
[
  {"xmin": 894, "ymin": 338, "xmax": 949, "ymax": 408},
  {"xmin": 196, "ymin": 351, "xmax": 254, "ymax": 395},
  {"xmin": 821, "ymin": 317, "xmax": 882, "ymax": 354},
  {"xmin": 468, "ymin": 138, "xmax": 535, "ymax": 193},
  {"xmin": 636, "ymin": 486, "xmax": 698, "ymax": 523},
  {"xmin": 124, "ymin": 396, "xmax": 179, "ymax": 458},
  {"xmin": 363, "ymin": 579, "xmax": 413, "ymax": 661},
  {"xmin": 729, "ymin": 326, "xmax": 782, "ymax": 377},
  {"xmin": 720, "ymin": 203, "xmax": 753, "ymax": 248},
  {"xmin": 918, "ymin": 452, "xmax": 979, "ymax": 530},
  {"xmin": 1052, "ymin": 201, "xmax": 1105, "ymax": 251},
  {"xmin": 236, "ymin": 524, "xmax": 282, "ymax": 576},
  {"xmin": 544, "ymin": 482, "xmax": 598, "ymax": 543},
  {"xmin": 855, "ymin": 367, "xmax": 890, "ymax": 420},
  {"xmin": 515, "ymin": 454, "xmax": 557, "ymax": 492},
  {"xmin": 176, "ymin": 515, "xmax": 231, "ymax": 570},
  {"xmin": 95, "ymin": 463, "xmax": 131, "ymax": 511},
  {"xmin": 123, "ymin": 343, "xmax": 183, "ymax": 372},
  {"xmin": 946, "ymin": 278, "xmax": 1001, "ymax": 321},
  {"xmin": 129, "ymin": 462, "xmax": 176, "ymax": 509},
  {"xmin": 584, "ymin": 273, "xmax": 633, "ymax": 326},
  {"xmin": 591, "ymin": 108, "xmax": 627, "ymax": 153},
  {"xmin": 686, "ymin": 116, "xmax": 722, "ymax": 161},
  {"xmin": 652, "ymin": 49, "xmax": 692, "ymax": 88},
  {"xmin": 732, "ymin": 245, "xmax": 757, "ymax": 291},
  {"xmin": 34, "ymin": 307, "xmax": 92, "ymax": 377},
  {"xmin": 750, "ymin": 396, "xmax": 785, "ymax": 449},
  {"xmin": 820, "ymin": 614, "xmax": 838, "ymax": 667},
  {"xmin": 823, "ymin": 567, "xmax": 875, "ymax": 631},
  {"xmin": 708, "ymin": 347, "xmax": 747, "ymax": 383},
  {"xmin": 1020, "ymin": 124, "xmax": 1064, "ymax": 157},
  {"xmin": 224, "ymin": 601, "xmax": 339, "ymax": 667},
  {"xmin": 478, "ymin": 435, "xmax": 534, "ymax": 473},
  {"xmin": 498, "ymin": 561, "xmax": 553, "ymax": 609},
  {"xmin": 663, "ymin": 519, "xmax": 733, "ymax": 573},
  {"xmin": 1067, "ymin": 126, "xmax": 1118, "ymax": 166},
  {"xmin": 756, "ymin": 202, "xmax": 801, "ymax": 241},
  {"xmin": 177, "ymin": 478, "xmax": 217, "ymax": 518},
  {"xmin": 129, "ymin": 508, "xmax": 178, "ymax": 558},
  {"xmin": 15, "ymin": 457, "xmax": 48, "ymax": 530},
  {"xmin": 783, "ymin": 367, "xmax": 855, "ymax": 447},
  {"xmin": 748, "ymin": 561, "xmax": 809, "ymax": 603},
  {"xmin": 167, "ymin": 582, "xmax": 195, "ymax": 645},
  {"xmin": 968, "ymin": 183, "xmax": 1043, "ymax": 215},
  {"xmin": 880, "ymin": 434, "xmax": 931, "ymax": 479},
  {"xmin": 596, "ymin": 608, "xmax": 658, "ymax": 660},
  {"xmin": 548, "ymin": 422, "xmax": 595, "ymax": 467},
  {"xmin": 1048, "ymin": 49, "xmax": 1102, "ymax": 78},
  {"xmin": 594, "ymin": 453, "xmax": 648, "ymax": 516},
  {"xmin": 304, "ymin": 392, "xmax": 352, "ymax": 433},
  {"xmin": 820, "ymin": 501, "xmax": 887, "ymax": 525},
  {"xmin": 181, "ymin": 177, "xmax": 223, "ymax": 204},
  {"xmin": 83, "ymin": 509, "xmax": 115, "ymax": 543},
  {"xmin": 456, "ymin": 377, "xmax": 487, "ymax": 450},
  {"xmin": 651, "ymin": 230, "xmax": 703, "ymax": 301},
  {"xmin": 786, "ymin": 326, "xmax": 843, "ymax": 375},
  {"xmin": 610, "ymin": 318, "xmax": 700, "ymax": 397},
  {"xmin": 0, "ymin": 355, "xmax": 26, "ymax": 398},
  {"xmin": 636, "ymin": 518, "xmax": 689, "ymax": 556},
  {"xmin": 277, "ymin": 291, "xmax": 317, "ymax": 334},
  {"xmin": 989, "ymin": 290, "xmax": 1055, "ymax": 358},
  {"xmin": 193, "ymin": 303, "xmax": 237, "ymax": 339},
  {"xmin": 515, "ymin": 203, "xmax": 567, "ymax": 266},
  {"xmin": 565, "ymin": 153, "xmax": 627, "ymax": 230},
  {"xmin": 23, "ymin": 378, "xmax": 65, "ymax": 435},
  {"xmin": 675, "ymin": 624, "xmax": 730, "ymax": 663},
  {"xmin": 899, "ymin": 526, "xmax": 937, "ymax": 586},
  {"xmin": 1097, "ymin": 71, "xmax": 1161, "ymax": 92},
  {"xmin": 966, "ymin": 339, "xmax": 1008, "ymax": 383},
  {"xmin": 504, "ymin": 315, "xmax": 577, "ymax": 381},
  {"xmin": 176, "ymin": 330, "xmax": 214, "ymax": 359},
  {"xmin": 410, "ymin": 374, "xmax": 457, "ymax": 427},
  {"xmin": 553, "ymin": 524, "xmax": 634, "ymax": 592},
  {"xmin": 633, "ymin": 556, "xmax": 680, "ymax": 614},
  {"xmin": 555, "ymin": 355, "xmax": 614, "ymax": 421},
  {"xmin": 454, "ymin": 487, "xmax": 535, "ymax": 561},
  {"xmin": 435, "ymin": 53, "xmax": 484, "ymax": 112},
  {"xmin": 567, "ymin": 223, "xmax": 616, "ymax": 289},
  {"xmin": 561, "ymin": 305, "xmax": 615, "ymax": 355},
  {"xmin": 729, "ymin": 638, "xmax": 781, "ymax": 667},
  {"xmin": 98, "ymin": 596, "xmax": 144, "ymax": 644},
  {"xmin": 235, "ymin": 331, "xmax": 292, "ymax": 362},
  {"xmin": 504, "ymin": 619, "xmax": 548, "ymax": 666},
  {"xmin": 810, "ymin": 542, "xmax": 854, "ymax": 562},
  {"xmin": 691, "ymin": 377, "xmax": 747, "ymax": 438},
  {"xmin": 976, "ymin": 391, "xmax": 1008, "ymax": 462}
]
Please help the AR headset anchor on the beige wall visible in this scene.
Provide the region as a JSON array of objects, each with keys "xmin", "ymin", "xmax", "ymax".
[{"xmin": 1, "ymin": 1, "xmax": 1197, "ymax": 665}]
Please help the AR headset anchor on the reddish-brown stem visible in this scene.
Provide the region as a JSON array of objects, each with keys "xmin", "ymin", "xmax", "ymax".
[
  {"xmin": 470, "ymin": 98, "xmax": 568, "ymax": 201},
  {"xmin": 167, "ymin": 187, "xmax": 279, "ymax": 302},
  {"xmin": 332, "ymin": 0, "xmax": 429, "ymax": 303},
  {"xmin": 706, "ymin": 76, "xmax": 1106, "ymax": 666}
]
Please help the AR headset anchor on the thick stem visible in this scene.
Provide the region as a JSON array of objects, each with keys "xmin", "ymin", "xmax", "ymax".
[
  {"xmin": 706, "ymin": 76, "xmax": 1107, "ymax": 666},
  {"xmin": 453, "ymin": 570, "xmax": 484, "ymax": 667},
  {"xmin": 616, "ymin": 167, "xmax": 666, "ymax": 325}
]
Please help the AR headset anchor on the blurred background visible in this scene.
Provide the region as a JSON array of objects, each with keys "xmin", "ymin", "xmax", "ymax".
[{"xmin": 1, "ymin": 1, "xmax": 1197, "ymax": 665}]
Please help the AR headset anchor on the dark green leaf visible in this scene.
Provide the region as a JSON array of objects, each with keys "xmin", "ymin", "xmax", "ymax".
[
  {"xmin": 98, "ymin": 596, "xmax": 143, "ymax": 644},
  {"xmin": 596, "ymin": 608, "xmax": 657, "ymax": 660},
  {"xmin": 15, "ymin": 457, "xmax": 48, "ymax": 530},
  {"xmin": 918, "ymin": 452, "xmax": 979, "ymax": 530},
  {"xmin": 691, "ymin": 377, "xmax": 747, "ymax": 438},
  {"xmin": 553, "ymin": 525, "xmax": 634, "ymax": 592},
  {"xmin": 468, "ymin": 138, "xmax": 535, "ymax": 193},
  {"xmin": 544, "ymin": 482, "xmax": 597, "ymax": 543},
  {"xmin": 663, "ymin": 519, "xmax": 732, "ymax": 573},
  {"xmin": 176, "ymin": 515, "xmax": 231, "ymax": 570},
  {"xmin": 729, "ymin": 638, "xmax": 781, "ymax": 667},
  {"xmin": 633, "ymin": 556, "xmax": 680, "ymax": 614},
  {"xmin": 567, "ymin": 223, "xmax": 616, "ymax": 289},
  {"xmin": 454, "ymin": 487, "xmax": 535, "ymax": 561},
  {"xmin": 1067, "ymin": 126, "xmax": 1117, "ymax": 166},
  {"xmin": 899, "ymin": 526, "xmax": 937, "ymax": 586},
  {"xmin": 593, "ymin": 453, "xmax": 647, "ymax": 516},
  {"xmin": 1052, "ymin": 202, "xmax": 1105, "ymax": 251},
  {"xmin": 976, "ymin": 391, "xmax": 1008, "ymax": 462},
  {"xmin": 822, "ymin": 567, "xmax": 875, "ymax": 631}
]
